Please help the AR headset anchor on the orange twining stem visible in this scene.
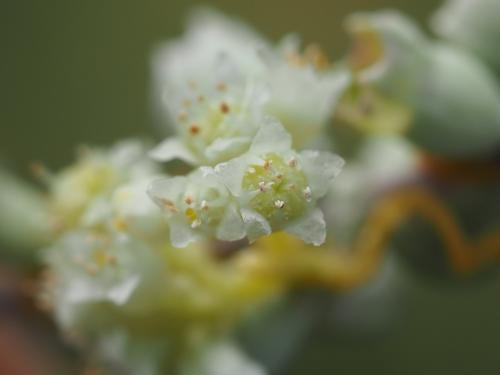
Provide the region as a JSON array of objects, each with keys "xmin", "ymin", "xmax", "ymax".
[{"xmin": 244, "ymin": 188, "xmax": 500, "ymax": 291}]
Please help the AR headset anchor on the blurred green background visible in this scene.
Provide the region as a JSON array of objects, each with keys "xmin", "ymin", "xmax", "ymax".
[{"xmin": 2, "ymin": 1, "xmax": 500, "ymax": 374}]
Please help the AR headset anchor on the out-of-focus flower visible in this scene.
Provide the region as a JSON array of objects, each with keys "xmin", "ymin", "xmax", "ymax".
[
  {"xmin": 42, "ymin": 231, "xmax": 166, "ymax": 324},
  {"xmin": 42, "ymin": 225, "xmax": 279, "ymax": 374},
  {"xmin": 151, "ymin": 9, "xmax": 348, "ymax": 167},
  {"xmin": 48, "ymin": 140, "xmax": 160, "ymax": 232},
  {"xmin": 432, "ymin": 0, "xmax": 500, "ymax": 77},
  {"xmin": 111, "ymin": 178, "xmax": 167, "ymax": 242},
  {"xmin": 215, "ymin": 119, "xmax": 344, "ymax": 245},
  {"xmin": 341, "ymin": 10, "xmax": 500, "ymax": 160},
  {"xmin": 324, "ymin": 135, "xmax": 418, "ymax": 244},
  {"xmin": 262, "ymin": 36, "xmax": 350, "ymax": 147}
]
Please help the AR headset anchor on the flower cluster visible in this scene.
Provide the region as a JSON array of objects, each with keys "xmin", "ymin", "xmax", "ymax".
[
  {"xmin": 2, "ymin": 2, "xmax": 500, "ymax": 375},
  {"xmin": 149, "ymin": 119, "xmax": 343, "ymax": 247},
  {"xmin": 36, "ymin": 141, "xmax": 280, "ymax": 373},
  {"xmin": 149, "ymin": 9, "xmax": 346, "ymax": 247}
]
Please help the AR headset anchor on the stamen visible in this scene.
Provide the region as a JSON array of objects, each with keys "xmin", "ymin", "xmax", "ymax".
[
  {"xmin": 191, "ymin": 218, "xmax": 202, "ymax": 228},
  {"xmin": 220, "ymin": 102, "xmax": 230, "ymax": 114},
  {"xmin": 201, "ymin": 200, "xmax": 209, "ymax": 210},
  {"xmin": 177, "ymin": 112, "xmax": 188, "ymax": 123},
  {"xmin": 189, "ymin": 124, "xmax": 200, "ymax": 135},
  {"xmin": 159, "ymin": 198, "xmax": 178, "ymax": 213},
  {"xmin": 274, "ymin": 200, "xmax": 285, "ymax": 209},
  {"xmin": 303, "ymin": 186, "xmax": 312, "ymax": 202},
  {"xmin": 217, "ymin": 82, "xmax": 227, "ymax": 92}
]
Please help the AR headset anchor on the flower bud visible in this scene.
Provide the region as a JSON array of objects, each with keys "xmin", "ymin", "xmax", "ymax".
[
  {"xmin": 432, "ymin": 0, "xmax": 500, "ymax": 77},
  {"xmin": 342, "ymin": 10, "xmax": 500, "ymax": 159}
]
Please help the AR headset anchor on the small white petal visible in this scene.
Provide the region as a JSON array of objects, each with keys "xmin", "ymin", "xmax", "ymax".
[
  {"xmin": 149, "ymin": 137, "xmax": 198, "ymax": 165},
  {"xmin": 170, "ymin": 220, "xmax": 200, "ymax": 248},
  {"xmin": 216, "ymin": 203, "xmax": 246, "ymax": 241},
  {"xmin": 214, "ymin": 157, "xmax": 247, "ymax": 196},
  {"xmin": 205, "ymin": 137, "xmax": 252, "ymax": 163},
  {"xmin": 249, "ymin": 117, "xmax": 292, "ymax": 155},
  {"xmin": 241, "ymin": 208, "xmax": 271, "ymax": 243},
  {"xmin": 106, "ymin": 276, "xmax": 141, "ymax": 305},
  {"xmin": 298, "ymin": 150, "xmax": 344, "ymax": 198},
  {"xmin": 285, "ymin": 208, "xmax": 326, "ymax": 246},
  {"xmin": 147, "ymin": 176, "xmax": 187, "ymax": 210}
]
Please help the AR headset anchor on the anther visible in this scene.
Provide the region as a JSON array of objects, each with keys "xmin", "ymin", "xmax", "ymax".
[
  {"xmin": 220, "ymin": 102, "xmax": 230, "ymax": 114},
  {"xmin": 159, "ymin": 198, "xmax": 178, "ymax": 213},
  {"xmin": 189, "ymin": 124, "xmax": 200, "ymax": 135},
  {"xmin": 217, "ymin": 82, "xmax": 227, "ymax": 92},
  {"xmin": 303, "ymin": 187, "xmax": 312, "ymax": 202},
  {"xmin": 274, "ymin": 200, "xmax": 285, "ymax": 209},
  {"xmin": 201, "ymin": 200, "xmax": 209, "ymax": 210},
  {"xmin": 191, "ymin": 218, "xmax": 202, "ymax": 228}
]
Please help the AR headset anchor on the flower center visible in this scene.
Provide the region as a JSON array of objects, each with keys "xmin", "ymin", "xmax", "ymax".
[{"xmin": 242, "ymin": 153, "xmax": 311, "ymax": 229}]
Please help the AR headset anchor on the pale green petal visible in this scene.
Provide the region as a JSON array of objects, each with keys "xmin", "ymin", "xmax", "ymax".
[
  {"xmin": 298, "ymin": 151, "xmax": 344, "ymax": 198},
  {"xmin": 214, "ymin": 157, "xmax": 247, "ymax": 196},
  {"xmin": 205, "ymin": 137, "xmax": 252, "ymax": 163},
  {"xmin": 285, "ymin": 208, "xmax": 326, "ymax": 246},
  {"xmin": 170, "ymin": 220, "xmax": 201, "ymax": 248},
  {"xmin": 241, "ymin": 208, "xmax": 271, "ymax": 243},
  {"xmin": 149, "ymin": 137, "xmax": 198, "ymax": 164},
  {"xmin": 249, "ymin": 118, "xmax": 292, "ymax": 155},
  {"xmin": 216, "ymin": 203, "xmax": 246, "ymax": 241},
  {"xmin": 147, "ymin": 176, "xmax": 187, "ymax": 212},
  {"xmin": 68, "ymin": 275, "xmax": 140, "ymax": 306}
]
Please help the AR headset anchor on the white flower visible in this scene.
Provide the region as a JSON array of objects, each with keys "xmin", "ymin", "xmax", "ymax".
[
  {"xmin": 150, "ymin": 67, "xmax": 269, "ymax": 166},
  {"xmin": 152, "ymin": 8, "xmax": 267, "ymax": 103},
  {"xmin": 215, "ymin": 118, "xmax": 344, "ymax": 245},
  {"xmin": 262, "ymin": 36, "xmax": 350, "ymax": 147},
  {"xmin": 49, "ymin": 140, "xmax": 160, "ymax": 230},
  {"xmin": 111, "ymin": 178, "xmax": 168, "ymax": 241},
  {"xmin": 151, "ymin": 9, "xmax": 349, "ymax": 166},
  {"xmin": 43, "ymin": 231, "xmax": 166, "ymax": 328},
  {"xmin": 147, "ymin": 167, "xmax": 245, "ymax": 247}
]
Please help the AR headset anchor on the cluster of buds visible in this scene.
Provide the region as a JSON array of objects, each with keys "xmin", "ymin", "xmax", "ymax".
[{"xmin": 338, "ymin": 8, "xmax": 500, "ymax": 160}]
